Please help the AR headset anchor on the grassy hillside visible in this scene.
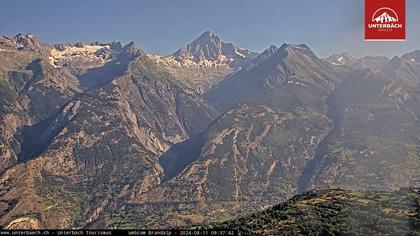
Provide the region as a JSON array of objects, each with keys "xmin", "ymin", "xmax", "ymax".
[{"xmin": 197, "ymin": 188, "xmax": 420, "ymax": 235}]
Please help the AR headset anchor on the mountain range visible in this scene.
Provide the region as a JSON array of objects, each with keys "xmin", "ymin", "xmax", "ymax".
[
  {"xmin": 325, "ymin": 52, "xmax": 390, "ymax": 70},
  {"xmin": 0, "ymin": 32, "xmax": 419, "ymax": 232},
  {"xmin": 149, "ymin": 31, "xmax": 257, "ymax": 94}
]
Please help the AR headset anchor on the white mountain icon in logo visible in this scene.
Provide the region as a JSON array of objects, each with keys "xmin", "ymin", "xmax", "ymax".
[{"xmin": 372, "ymin": 7, "xmax": 399, "ymax": 23}]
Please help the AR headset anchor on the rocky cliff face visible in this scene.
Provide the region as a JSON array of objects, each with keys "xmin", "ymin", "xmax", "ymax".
[
  {"xmin": 0, "ymin": 33, "xmax": 419, "ymax": 230},
  {"xmin": 123, "ymin": 44, "xmax": 420, "ymax": 228},
  {"xmin": 115, "ymin": 44, "xmax": 344, "ymax": 228},
  {"xmin": 0, "ymin": 34, "xmax": 217, "ymax": 229},
  {"xmin": 0, "ymin": 35, "xmax": 82, "ymax": 174},
  {"xmin": 205, "ymin": 43, "xmax": 342, "ymax": 112},
  {"xmin": 305, "ymin": 69, "xmax": 420, "ymax": 191},
  {"xmin": 148, "ymin": 31, "xmax": 257, "ymax": 94},
  {"xmin": 173, "ymin": 31, "xmax": 256, "ymax": 66}
]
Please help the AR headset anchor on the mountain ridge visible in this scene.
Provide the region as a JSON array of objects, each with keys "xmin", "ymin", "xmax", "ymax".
[
  {"xmin": 325, "ymin": 52, "xmax": 390, "ymax": 70},
  {"xmin": 0, "ymin": 33, "xmax": 219, "ymax": 229},
  {"xmin": 173, "ymin": 31, "xmax": 257, "ymax": 67},
  {"xmin": 0, "ymin": 32, "xmax": 419, "ymax": 230}
]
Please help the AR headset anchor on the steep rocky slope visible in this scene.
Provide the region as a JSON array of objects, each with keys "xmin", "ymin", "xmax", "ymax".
[
  {"xmin": 325, "ymin": 52, "xmax": 390, "ymax": 70},
  {"xmin": 151, "ymin": 43, "xmax": 343, "ymax": 203},
  {"xmin": 122, "ymin": 45, "xmax": 420, "ymax": 229},
  {"xmin": 302, "ymin": 69, "xmax": 420, "ymax": 192},
  {"xmin": 0, "ymin": 34, "xmax": 217, "ymax": 229},
  {"xmin": 0, "ymin": 34, "xmax": 82, "ymax": 174},
  {"xmin": 205, "ymin": 44, "xmax": 342, "ymax": 112},
  {"xmin": 117, "ymin": 44, "xmax": 346, "ymax": 228},
  {"xmin": 301, "ymin": 51, "xmax": 420, "ymax": 192},
  {"xmin": 173, "ymin": 31, "xmax": 256, "ymax": 67},
  {"xmin": 149, "ymin": 31, "xmax": 257, "ymax": 93}
]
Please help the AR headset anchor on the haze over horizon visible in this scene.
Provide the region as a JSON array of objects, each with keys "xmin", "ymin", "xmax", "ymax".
[{"xmin": 1, "ymin": 0, "xmax": 420, "ymax": 58}]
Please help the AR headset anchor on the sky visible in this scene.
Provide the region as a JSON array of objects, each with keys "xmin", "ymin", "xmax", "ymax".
[{"xmin": 1, "ymin": 0, "xmax": 419, "ymax": 58}]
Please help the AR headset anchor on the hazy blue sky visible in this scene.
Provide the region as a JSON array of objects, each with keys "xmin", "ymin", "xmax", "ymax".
[{"xmin": 1, "ymin": 0, "xmax": 419, "ymax": 58}]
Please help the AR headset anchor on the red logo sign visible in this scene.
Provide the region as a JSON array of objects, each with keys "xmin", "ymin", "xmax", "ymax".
[{"xmin": 365, "ymin": 0, "xmax": 406, "ymax": 41}]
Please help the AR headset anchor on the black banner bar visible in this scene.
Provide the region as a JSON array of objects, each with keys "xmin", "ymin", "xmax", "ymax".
[{"xmin": 0, "ymin": 230, "xmax": 238, "ymax": 236}]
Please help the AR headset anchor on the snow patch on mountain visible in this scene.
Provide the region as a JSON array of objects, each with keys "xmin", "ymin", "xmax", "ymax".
[{"xmin": 49, "ymin": 44, "xmax": 111, "ymax": 68}]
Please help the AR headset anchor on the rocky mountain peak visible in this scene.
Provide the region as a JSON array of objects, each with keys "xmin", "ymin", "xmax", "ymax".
[
  {"xmin": 173, "ymin": 31, "xmax": 257, "ymax": 67},
  {"xmin": 244, "ymin": 45, "xmax": 279, "ymax": 69},
  {"xmin": 325, "ymin": 52, "xmax": 357, "ymax": 66},
  {"xmin": 1, "ymin": 31, "xmax": 420, "ymax": 232},
  {"xmin": 326, "ymin": 52, "xmax": 390, "ymax": 70},
  {"xmin": 257, "ymin": 45, "xmax": 279, "ymax": 59},
  {"xmin": 123, "ymin": 41, "xmax": 144, "ymax": 57},
  {"xmin": 248, "ymin": 43, "xmax": 318, "ymax": 69},
  {"xmin": 13, "ymin": 33, "xmax": 51, "ymax": 55},
  {"xmin": 0, "ymin": 35, "xmax": 17, "ymax": 50},
  {"xmin": 173, "ymin": 31, "xmax": 222, "ymax": 61},
  {"xmin": 266, "ymin": 45, "xmax": 279, "ymax": 52},
  {"xmin": 382, "ymin": 50, "xmax": 420, "ymax": 86},
  {"xmin": 199, "ymin": 30, "xmax": 218, "ymax": 40},
  {"xmin": 194, "ymin": 31, "xmax": 221, "ymax": 48},
  {"xmin": 279, "ymin": 43, "xmax": 315, "ymax": 57},
  {"xmin": 109, "ymin": 41, "xmax": 124, "ymax": 52}
]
